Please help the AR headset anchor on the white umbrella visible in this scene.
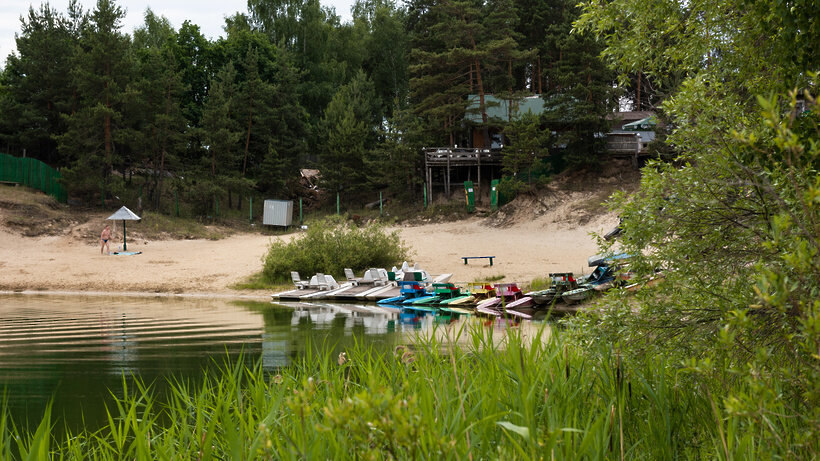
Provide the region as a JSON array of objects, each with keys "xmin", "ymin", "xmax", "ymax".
[{"xmin": 106, "ymin": 206, "xmax": 141, "ymax": 252}]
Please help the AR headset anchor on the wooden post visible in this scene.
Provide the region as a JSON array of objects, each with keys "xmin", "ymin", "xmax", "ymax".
[
  {"xmin": 446, "ymin": 149, "xmax": 451, "ymax": 198},
  {"xmin": 477, "ymin": 149, "xmax": 481, "ymax": 204},
  {"xmin": 427, "ymin": 167, "xmax": 432, "ymax": 206}
]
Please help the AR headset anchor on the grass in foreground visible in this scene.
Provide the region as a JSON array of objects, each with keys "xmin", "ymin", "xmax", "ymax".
[{"xmin": 2, "ymin": 323, "xmax": 811, "ymax": 459}]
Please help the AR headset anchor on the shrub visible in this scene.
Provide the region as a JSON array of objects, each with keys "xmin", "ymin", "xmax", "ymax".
[{"xmin": 262, "ymin": 216, "xmax": 411, "ymax": 283}]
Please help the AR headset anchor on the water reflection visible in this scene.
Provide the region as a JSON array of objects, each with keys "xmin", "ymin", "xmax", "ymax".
[{"xmin": 0, "ymin": 294, "xmax": 549, "ymax": 433}]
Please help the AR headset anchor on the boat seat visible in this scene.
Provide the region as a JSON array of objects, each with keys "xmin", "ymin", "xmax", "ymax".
[{"xmin": 291, "ymin": 271, "xmax": 310, "ymax": 289}]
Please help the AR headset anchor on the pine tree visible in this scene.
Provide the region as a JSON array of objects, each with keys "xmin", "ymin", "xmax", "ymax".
[
  {"xmin": 318, "ymin": 71, "xmax": 379, "ymax": 195},
  {"xmin": 199, "ymin": 62, "xmax": 242, "ymax": 198},
  {"xmin": 539, "ymin": 0, "xmax": 616, "ymax": 166},
  {"xmin": 409, "ymin": 0, "xmax": 528, "ymax": 146},
  {"xmin": 127, "ymin": 10, "xmax": 187, "ymax": 209},
  {"xmin": 0, "ymin": 3, "xmax": 80, "ymax": 165},
  {"xmin": 57, "ymin": 0, "xmax": 132, "ymax": 201}
]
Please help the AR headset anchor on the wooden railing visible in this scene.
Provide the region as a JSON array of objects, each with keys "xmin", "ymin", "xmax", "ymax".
[
  {"xmin": 424, "ymin": 147, "xmax": 502, "ymax": 165},
  {"xmin": 606, "ymin": 133, "xmax": 642, "ymax": 154}
]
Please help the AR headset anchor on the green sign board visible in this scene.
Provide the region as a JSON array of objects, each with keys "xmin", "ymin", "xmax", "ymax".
[
  {"xmin": 464, "ymin": 181, "xmax": 475, "ymax": 212},
  {"xmin": 490, "ymin": 179, "xmax": 499, "ymax": 211}
]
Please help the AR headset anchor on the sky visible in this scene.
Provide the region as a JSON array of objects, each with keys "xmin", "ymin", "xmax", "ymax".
[{"xmin": 0, "ymin": 0, "xmax": 356, "ymax": 64}]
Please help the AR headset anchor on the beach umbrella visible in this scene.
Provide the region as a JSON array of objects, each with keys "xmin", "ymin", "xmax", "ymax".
[{"xmin": 106, "ymin": 206, "xmax": 141, "ymax": 251}]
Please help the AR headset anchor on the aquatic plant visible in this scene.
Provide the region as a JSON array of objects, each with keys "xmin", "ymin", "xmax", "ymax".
[{"xmin": 0, "ymin": 321, "xmax": 814, "ymax": 458}]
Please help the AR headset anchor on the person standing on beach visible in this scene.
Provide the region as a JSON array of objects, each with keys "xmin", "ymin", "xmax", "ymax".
[{"xmin": 100, "ymin": 224, "xmax": 111, "ymax": 254}]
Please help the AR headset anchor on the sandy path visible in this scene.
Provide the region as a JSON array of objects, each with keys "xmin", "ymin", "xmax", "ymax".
[{"xmin": 0, "ymin": 210, "xmax": 617, "ymax": 297}]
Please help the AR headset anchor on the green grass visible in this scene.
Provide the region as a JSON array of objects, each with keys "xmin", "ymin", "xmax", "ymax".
[
  {"xmin": 135, "ymin": 211, "xmax": 233, "ymax": 240},
  {"xmin": 1, "ymin": 322, "xmax": 811, "ymax": 459},
  {"xmin": 231, "ymin": 273, "xmax": 290, "ymax": 291},
  {"xmin": 527, "ymin": 276, "xmax": 551, "ymax": 291}
]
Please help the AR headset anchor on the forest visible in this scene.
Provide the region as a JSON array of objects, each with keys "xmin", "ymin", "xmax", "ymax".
[
  {"xmin": 0, "ymin": 0, "xmax": 818, "ymax": 456},
  {"xmin": 0, "ymin": 0, "xmax": 625, "ymax": 214}
]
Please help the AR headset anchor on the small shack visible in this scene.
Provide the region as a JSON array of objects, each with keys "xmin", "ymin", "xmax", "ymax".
[{"xmin": 263, "ymin": 200, "xmax": 293, "ymax": 227}]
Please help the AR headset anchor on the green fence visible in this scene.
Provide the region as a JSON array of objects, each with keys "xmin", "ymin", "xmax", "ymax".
[{"xmin": 0, "ymin": 153, "xmax": 67, "ymax": 203}]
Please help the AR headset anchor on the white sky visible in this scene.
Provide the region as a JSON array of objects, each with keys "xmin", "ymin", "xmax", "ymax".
[{"xmin": 0, "ymin": 0, "xmax": 355, "ymax": 64}]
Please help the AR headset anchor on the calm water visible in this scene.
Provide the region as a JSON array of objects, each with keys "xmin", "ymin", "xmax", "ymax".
[
  {"xmin": 0, "ymin": 294, "xmax": 536, "ymax": 434},
  {"xmin": 0, "ymin": 295, "xmax": 412, "ymax": 432}
]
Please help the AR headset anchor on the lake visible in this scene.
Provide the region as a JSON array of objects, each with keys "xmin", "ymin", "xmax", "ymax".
[{"xmin": 0, "ymin": 294, "xmax": 532, "ymax": 434}]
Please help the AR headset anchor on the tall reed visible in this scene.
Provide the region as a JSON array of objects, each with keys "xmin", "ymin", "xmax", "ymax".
[{"xmin": 0, "ymin": 321, "xmax": 810, "ymax": 458}]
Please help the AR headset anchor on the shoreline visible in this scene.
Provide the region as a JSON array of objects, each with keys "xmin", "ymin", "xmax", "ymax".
[
  {"xmin": 0, "ymin": 289, "xmax": 273, "ymax": 301},
  {"xmin": 0, "ymin": 211, "xmax": 618, "ymax": 296}
]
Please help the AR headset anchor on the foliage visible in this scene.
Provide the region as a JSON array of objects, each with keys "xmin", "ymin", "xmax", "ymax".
[
  {"xmin": 575, "ymin": 0, "xmax": 820, "ymax": 449},
  {"xmin": 494, "ymin": 176, "xmax": 531, "ymax": 206},
  {"xmin": 262, "ymin": 216, "xmax": 410, "ymax": 282},
  {"xmin": 57, "ymin": 0, "xmax": 132, "ymax": 202},
  {"xmin": 539, "ymin": 0, "xmax": 616, "ymax": 167},
  {"xmin": 0, "ymin": 3, "xmax": 79, "ymax": 167},
  {"xmin": 1, "ymin": 324, "xmax": 816, "ymax": 458},
  {"xmin": 317, "ymin": 71, "xmax": 380, "ymax": 195},
  {"xmin": 1, "ymin": 0, "xmax": 624, "ymax": 213},
  {"xmin": 365, "ymin": 105, "xmax": 427, "ymax": 200},
  {"xmin": 502, "ymin": 111, "xmax": 551, "ymax": 182}
]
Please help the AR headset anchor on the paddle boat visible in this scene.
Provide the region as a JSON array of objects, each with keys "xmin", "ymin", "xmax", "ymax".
[
  {"xmin": 402, "ymin": 282, "xmax": 465, "ymax": 314},
  {"xmin": 330, "ymin": 268, "xmax": 391, "ymax": 301},
  {"xmin": 444, "ymin": 284, "xmax": 494, "ymax": 306},
  {"xmin": 561, "ymin": 262, "xmax": 618, "ymax": 304},
  {"xmin": 475, "ymin": 283, "xmax": 528, "ymax": 317},
  {"xmin": 377, "ymin": 265, "xmax": 431, "ymax": 305},
  {"xmin": 527, "ymin": 273, "xmax": 578, "ymax": 306},
  {"xmin": 272, "ymin": 273, "xmax": 346, "ymax": 301}
]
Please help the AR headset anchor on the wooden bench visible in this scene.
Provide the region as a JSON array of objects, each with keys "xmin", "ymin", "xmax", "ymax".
[{"xmin": 461, "ymin": 256, "xmax": 496, "ymax": 266}]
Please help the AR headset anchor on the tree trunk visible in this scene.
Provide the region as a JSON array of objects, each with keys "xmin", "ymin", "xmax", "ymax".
[
  {"xmin": 474, "ymin": 58, "xmax": 490, "ymax": 148},
  {"xmin": 243, "ymin": 105, "xmax": 253, "ymax": 176},
  {"xmin": 104, "ymin": 92, "xmax": 112, "ymax": 173},
  {"xmin": 157, "ymin": 85, "xmax": 171, "ymax": 210},
  {"xmin": 508, "ymin": 59, "xmax": 514, "ymax": 122}
]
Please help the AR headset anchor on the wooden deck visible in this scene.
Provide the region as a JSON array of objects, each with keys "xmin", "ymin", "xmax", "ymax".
[
  {"xmin": 424, "ymin": 148, "xmax": 502, "ymax": 166},
  {"xmin": 424, "ymin": 148, "xmax": 502, "ymax": 201}
]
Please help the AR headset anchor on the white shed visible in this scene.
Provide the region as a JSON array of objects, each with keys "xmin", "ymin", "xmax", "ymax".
[{"xmin": 263, "ymin": 200, "xmax": 293, "ymax": 226}]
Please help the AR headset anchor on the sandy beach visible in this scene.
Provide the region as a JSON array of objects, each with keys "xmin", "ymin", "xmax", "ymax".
[{"xmin": 0, "ymin": 202, "xmax": 617, "ymax": 298}]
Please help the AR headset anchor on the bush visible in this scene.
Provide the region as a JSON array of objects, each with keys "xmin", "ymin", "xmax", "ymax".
[{"xmin": 262, "ymin": 216, "xmax": 411, "ymax": 283}]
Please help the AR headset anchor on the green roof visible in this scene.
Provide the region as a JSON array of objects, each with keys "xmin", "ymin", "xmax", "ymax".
[
  {"xmin": 465, "ymin": 94, "xmax": 546, "ymax": 123},
  {"xmin": 622, "ymin": 116, "xmax": 657, "ymax": 131}
]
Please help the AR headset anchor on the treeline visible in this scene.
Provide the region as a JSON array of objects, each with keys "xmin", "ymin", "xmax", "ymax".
[{"xmin": 0, "ymin": 0, "xmax": 619, "ymax": 212}]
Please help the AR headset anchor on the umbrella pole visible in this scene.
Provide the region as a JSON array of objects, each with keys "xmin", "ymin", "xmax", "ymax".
[{"xmin": 123, "ymin": 219, "xmax": 127, "ymax": 251}]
